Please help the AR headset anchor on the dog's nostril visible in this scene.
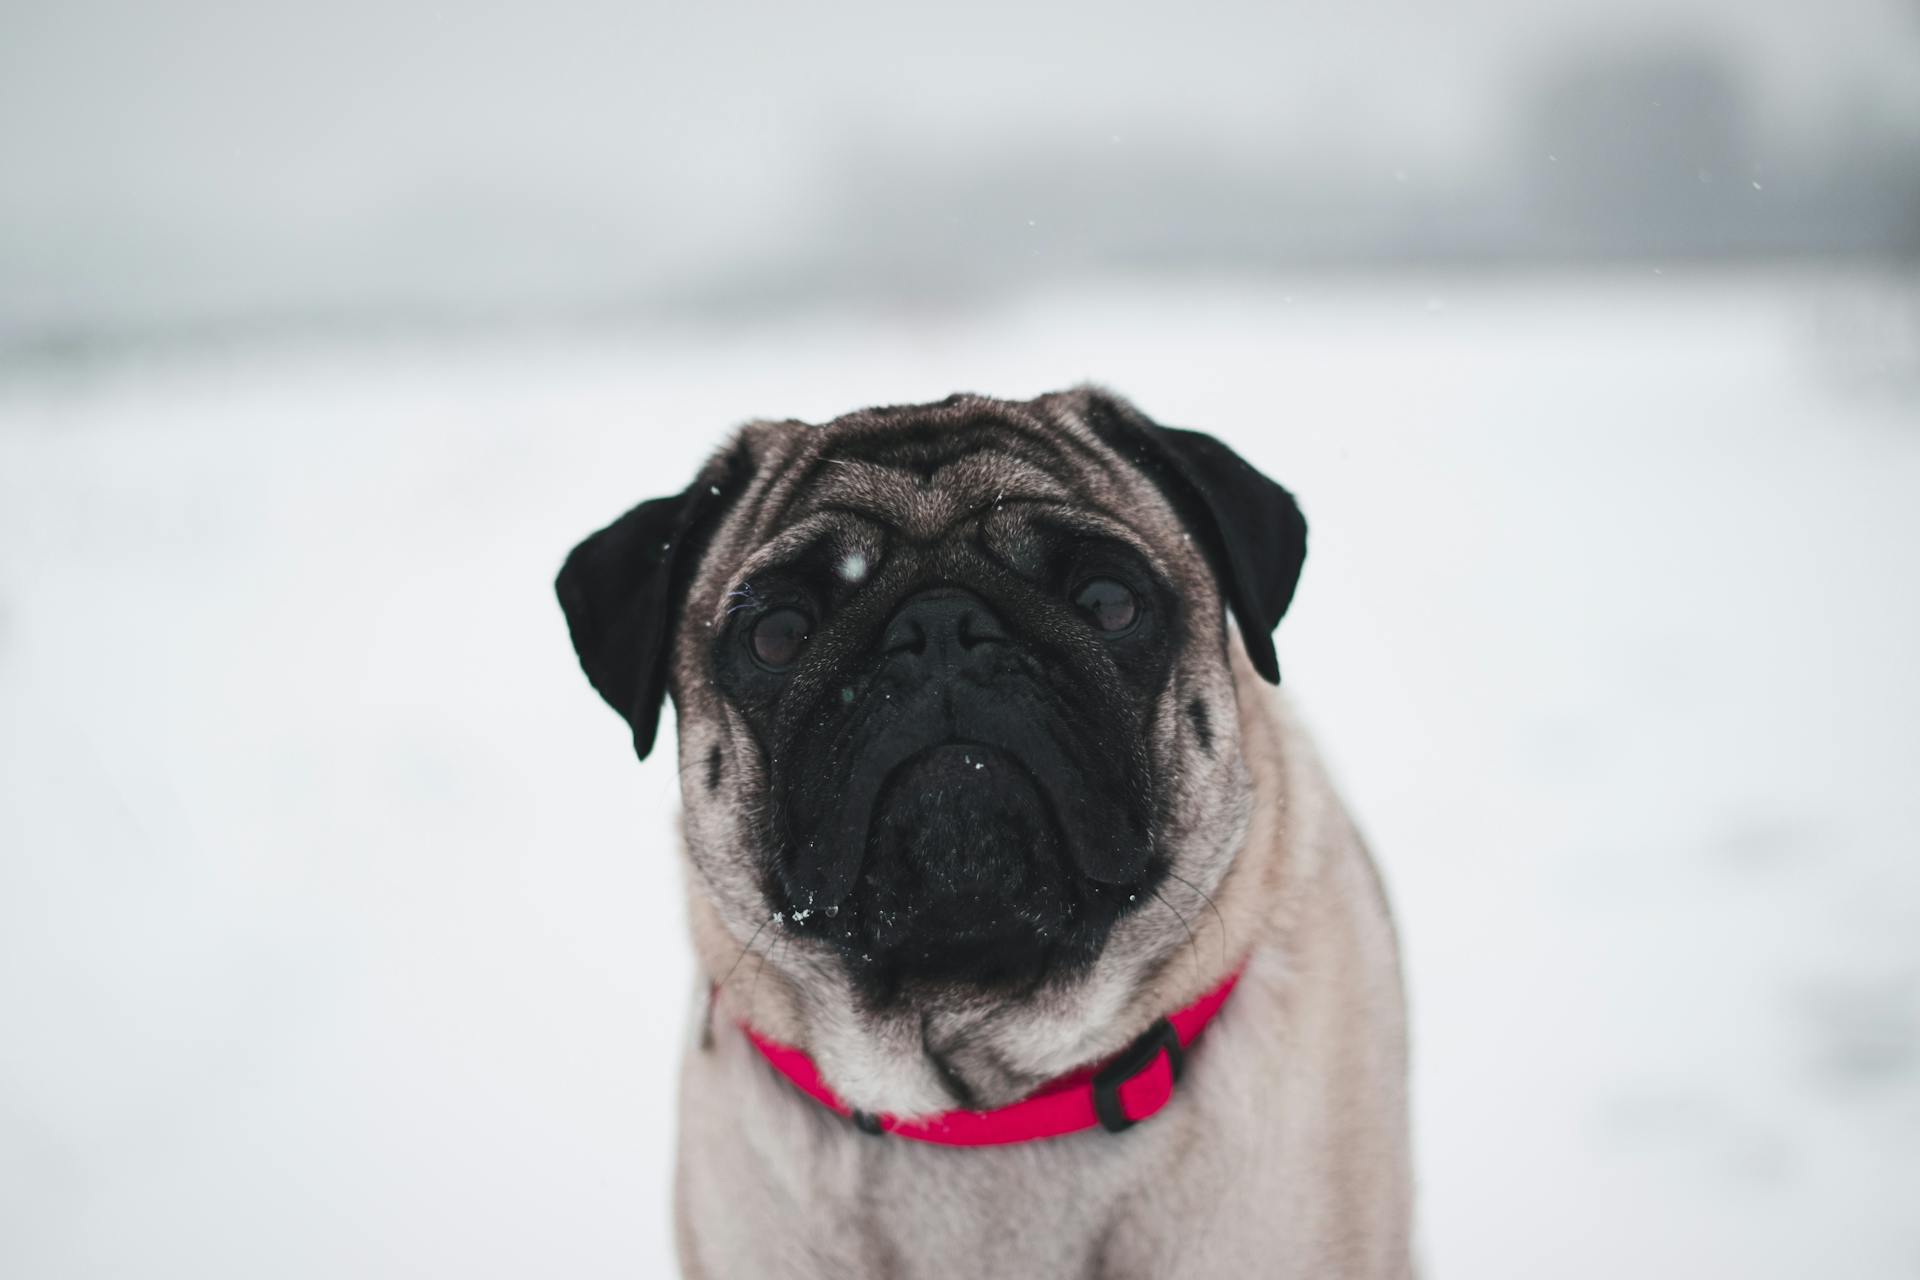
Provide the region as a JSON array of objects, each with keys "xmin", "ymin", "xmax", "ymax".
[
  {"xmin": 958, "ymin": 610, "xmax": 1007, "ymax": 649},
  {"xmin": 882, "ymin": 589, "xmax": 1008, "ymax": 665},
  {"xmin": 881, "ymin": 617, "xmax": 928, "ymax": 657}
]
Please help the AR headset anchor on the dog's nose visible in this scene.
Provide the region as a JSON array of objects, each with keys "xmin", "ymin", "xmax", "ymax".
[{"xmin": 881, "ymin": 589, "xmax": 1009, "ymax": 674}]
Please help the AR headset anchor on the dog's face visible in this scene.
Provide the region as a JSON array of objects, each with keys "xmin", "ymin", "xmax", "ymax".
[{"xmin": 559, "ymin": 389, "xmax": 1305, "ymax": 1022}]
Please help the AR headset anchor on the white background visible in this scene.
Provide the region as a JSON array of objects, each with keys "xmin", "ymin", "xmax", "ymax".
[{"xmin": 4, "ymin": 267, "xmax": 1918, "ymax": 1276}]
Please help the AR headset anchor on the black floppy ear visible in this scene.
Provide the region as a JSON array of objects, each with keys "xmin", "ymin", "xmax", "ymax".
[
  {"xmin": 555, "ymin": 447, "xmax": 749, "ymax": 759},
  {"xmin": 1079, "ymin": 392, "xmax": 1307, "ymax": 685}
]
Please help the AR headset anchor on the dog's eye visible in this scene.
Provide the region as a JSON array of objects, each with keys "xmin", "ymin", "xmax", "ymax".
[
  {"xmin": 749, "ymin": 607, "xmax": 812, "ymax": 671},
  {"xmin": 1073, "ymin": 578, "xmax": 1139, "ymax": 635}
]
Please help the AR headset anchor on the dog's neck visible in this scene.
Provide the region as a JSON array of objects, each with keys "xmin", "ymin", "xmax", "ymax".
[{"xmin": 693, "ymin": 651, "xmax": 1303, "ymax": 1118}]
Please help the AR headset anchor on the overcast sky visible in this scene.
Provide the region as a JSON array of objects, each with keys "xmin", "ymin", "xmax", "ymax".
[{"xmin": 3, "ymin": 0, "xmax": 1916, "ymax": 337}]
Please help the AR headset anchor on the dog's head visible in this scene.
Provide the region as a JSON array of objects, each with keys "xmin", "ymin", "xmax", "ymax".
[{"xmin": 558, "ymin": 389, "xmax": 1305, "ymax": 1022}]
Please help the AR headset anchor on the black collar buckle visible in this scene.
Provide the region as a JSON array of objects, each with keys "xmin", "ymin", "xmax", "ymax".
[{"xmin": 1091, "ymin": 1016, "xmax": 1185, "ymax": 1133}]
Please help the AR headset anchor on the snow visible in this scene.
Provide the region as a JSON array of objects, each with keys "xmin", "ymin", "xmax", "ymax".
[{"xmin": 2, "ymin": 267, "xmax": 1917, "ymax": 1277}]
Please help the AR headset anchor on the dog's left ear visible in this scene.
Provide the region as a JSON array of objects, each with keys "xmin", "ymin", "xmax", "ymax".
[
  {"xmin": 555, "ymin": 445, "xmax": 750, "ymax": 760},
  {"xmin": 1075, "ymin": 389, "xmax": 1307, "ymax": 685}
]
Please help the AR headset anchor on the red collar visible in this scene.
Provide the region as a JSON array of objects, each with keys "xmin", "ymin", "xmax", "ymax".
[{"xmin": 741, "ymin": 965, "xmax": 1243, "ymax": 1146}]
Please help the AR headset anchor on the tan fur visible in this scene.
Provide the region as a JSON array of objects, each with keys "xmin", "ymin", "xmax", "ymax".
[{"xmin": 664, "ymin": 393, "xmax": 1412, "ymax": 1277}]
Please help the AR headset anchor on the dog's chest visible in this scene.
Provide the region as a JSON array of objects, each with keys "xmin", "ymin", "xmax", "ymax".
[{"xmin": 675, "ymin": 1012, "xmax": 1317, "ymax": 1280}]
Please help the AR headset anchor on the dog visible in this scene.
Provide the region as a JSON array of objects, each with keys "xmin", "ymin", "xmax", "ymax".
[{"xmin": 556, "ymin": 388, "xmax": 1412, "ymax": 1278}]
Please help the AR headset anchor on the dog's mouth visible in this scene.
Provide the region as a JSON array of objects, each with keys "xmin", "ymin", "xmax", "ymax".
[
  {"xmin": 855, "ymin": 742, "xmax": 1070, "ymax": 951},
  {"xmin": 869, "ymin": 744, "xmax": 1056, "ymax": 890},
  {"xmin": 769, "ymin": 680, "xmax": 1157, "ymax": 994}
]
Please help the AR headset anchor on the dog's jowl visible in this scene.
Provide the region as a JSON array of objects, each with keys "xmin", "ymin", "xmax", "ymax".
[{"xmin": 557, "ymin": 388, "xmax": 1412, "ymax": 1279}]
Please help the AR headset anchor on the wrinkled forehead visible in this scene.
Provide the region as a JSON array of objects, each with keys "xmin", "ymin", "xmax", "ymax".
[{"xmin": 728, "ymin": 400, "xmax": 1168, "ymax": 581}]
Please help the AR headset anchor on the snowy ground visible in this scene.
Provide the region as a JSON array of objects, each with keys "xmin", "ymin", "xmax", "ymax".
[{"xmin": 3, "ymin": 267, "xmax": 1918, "ymax": 1278}]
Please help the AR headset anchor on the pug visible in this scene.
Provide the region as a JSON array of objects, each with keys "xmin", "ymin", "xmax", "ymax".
[{"xmin": 556, "ymin": 388, "xmax": 1412, "ymax": 1279}]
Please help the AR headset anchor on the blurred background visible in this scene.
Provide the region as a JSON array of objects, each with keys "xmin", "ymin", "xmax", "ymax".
[{"xmin": 3, "ymin": 1, "xmax": 1918, "ymax": 1276}]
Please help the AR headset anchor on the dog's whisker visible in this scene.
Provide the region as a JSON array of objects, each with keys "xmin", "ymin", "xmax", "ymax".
[
  {"xmin": 1149, "ymin": 885, "xmax": 1200, "ymax": 974},
  {"xmin": 717, "ymin": 916, "xmax": 773, "ymax": 992},
  {"xmin": 748, "ymin": 922, "xmax": 791, "ymax": 1017},
  {"xmin": 1163, "ymin": 868, "xmax": 1229, "ymax": 968}
]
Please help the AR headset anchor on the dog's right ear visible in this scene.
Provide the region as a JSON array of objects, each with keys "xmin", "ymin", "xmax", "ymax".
[{"xmin": 555, "ymin": 445, "xmax": 751, "ymax": 760}]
